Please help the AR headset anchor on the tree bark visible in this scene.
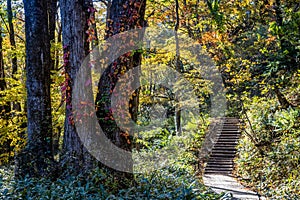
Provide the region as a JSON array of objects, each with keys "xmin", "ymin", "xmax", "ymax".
[
  {"xmin": 90, "ymin": 9, "xmax": 99, "ymax": 49},
  {"xmin": 47, "ymin": 0, "xmax": 60, "ymax": 155},
  {"xmin": 60, "ymin": 0, "xmax": 95, "ymax": 173},
  {"xmin": 15, "ymin": 0, "xmax": 53, "ymax": 178},
  {"xmin": 174, "ymin": 0, "xmax": 182, "ymax": 135},
  {"xmin": 48, "ymin": 0, "xmax": 58, "ymax": 71},
  {"xmin": 7, "ymin": 0, "xmax": 21, "ymax": 111},
  {"xmin": 55, "ymin": 24, "xmax": 62, "ymax": 70},
  {"xmin": 95, "ymin": 0, "xmax": 146, "ymax": 179},
  {"xmin": 7, "ymin": 0, "xmax": 17, "ymax": 75},
  {"xmin": 274, "ymin": 86, "xmax": 292, "ymax": 109}
]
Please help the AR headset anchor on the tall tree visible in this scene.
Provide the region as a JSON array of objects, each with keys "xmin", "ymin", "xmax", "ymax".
[
  {"xmin": 60, "ymin": 0, "xmax": 94, "ymax": 172},
  {"xmin": 48, "ymin": 0, "xmax": 58, "ymax": 71},
  {"xmin": 7, "ymin": 0, "xmax": 21, "ymax": 111},
  {"xmin": 95, "ymin": 0, "xmax": 146, "ymax": 177},
  {"xmin": 15, "ymin": 0, "xmax": 53, "ymax": 178},
  {"xmin": 174, "ymin": 0, "xmax": 182, "ymax": 135},
  {"xmin": 7, "ymin": 0, "xmax": 17, "ymax": 74},
  {"xmin": 47, "ymin": 0, "xmax": 60, "ymax": 155}
]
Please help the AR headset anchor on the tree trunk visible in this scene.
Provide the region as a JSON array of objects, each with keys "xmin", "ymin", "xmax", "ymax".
[
  {"xmin": 274, "ymin": 86, "xmax": 292, "ymax": 109},
  {"xmin": 174, "ymin": 0, "xmax": 182, "ymax": 135},
  {"xmin": 7, "ymin": 0, "xmax": 17, "ymax": 75},
  {"xmin": 60, "ymin": 0, "xmax": 95, "ymax": 173},
  {"xmin": 15, "ymin": 0, "xmax": 53, "ymax": 178},
  {"xmin": 95, "ymin": 0, "xmax": 146, "ymax": 179},
  {"xmin": 47, "ymin": 0, "xmax": 60, "ymax": 155},
  {"xmin": 7, "ymin": 0, "xmax": 21, "ymax": 111},
  {"xmin": 90, "ymin": 9, "xmax": 99, "ymax": 49},
  {"xmin": 55, "ymin": 24, "xmax": 62, "ymax": 70},
  {"xmin": 48, "ymin": 0, "xmax": 58, "ymax": 71}
]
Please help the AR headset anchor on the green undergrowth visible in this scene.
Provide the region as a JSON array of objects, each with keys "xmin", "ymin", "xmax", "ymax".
[
  {"xmin": 0, "ymin": 165, "xmax": 232, "ymax": 200},
  {"xmin": 235, "ymin": 97, "xmax": 300, "ymax": 199}
]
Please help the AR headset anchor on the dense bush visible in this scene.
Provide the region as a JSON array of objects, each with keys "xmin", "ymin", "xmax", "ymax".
[
  {"xmin": 235, "ymin": 97, "xmax": 300, "ymax": 199},
  {"xmin": 0, "ymin": 165, "xmax": 229, "ymax": 200}
]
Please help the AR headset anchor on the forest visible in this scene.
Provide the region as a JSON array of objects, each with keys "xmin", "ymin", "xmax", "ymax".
[{"xmin": 0, "ymin": 0, "xmax": 299, "ymax": 199}]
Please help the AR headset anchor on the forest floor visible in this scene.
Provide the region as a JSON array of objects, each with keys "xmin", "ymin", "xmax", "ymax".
[{"xmin": 203, "ymin": 174, "xmax": 266, "ymax": 200}]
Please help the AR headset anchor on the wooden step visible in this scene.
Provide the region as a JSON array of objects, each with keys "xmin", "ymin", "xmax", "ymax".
[
  {"xmin": 222, "ymin": 124, "xmax": 239, "ymax": 126},
  {"xmin": 217, "ymin": 136, "xmax": 240, "ymax": 139},
  {"xmin": 206, "ymin": 165, "xmax": 233, "ymax": 168},
  {"xmin": 209, "ymin": 154, "xmax": 236, "ymax": 158},
  {"xmin": 218, "ymin": 131, "xmax": 241, "ymax": 134},
  {"xmin": 217, "ymin": 137, "xmax": 238, "ymax": 144},
  {"xmin": 214, "ymin": 145, "xmax": 237, "ymax": 149},
  {"xmin": 216, "ymin": 142, "xmax": 239, "ymax": 145},
  {"xmin": 221, "ymin": 126, "xmax": 239, "ymax": 128},
  {"xmin": 211, "ymin": 150, "xmax": 237, "ymax": 154},
  {"xmin": 207, "ymin": 157, "xmax": 234, "ymax": 161},
  {"xmin": 218, "ymin": 135, "xmax": 240, "ymax": 138},
  {"xmin": 212, "ymin": 147, "xmax": 237, "ymax": 151},
  {"xmin": 204, "ymin": 169, "xmax": 232, "ymax": 174},
  {"xmin": 206, "ymin": 164, "xmax": 233, "ymax": 168},
  {"xmin": 214, "ymin": 143, "xmax": 238, "ymax": 147},
  {"xmin": 218, "ymin": 139, "xmax": 240, "ymax": 142},
  {"xmin": 222, "ymin": 125, "xmax": 239, "ymax": 127},
  {"xmin": 205, "ymin": 167, "xmax": 233, "ymax": 171},
  {"xmin": 219, "ymin": 133, "xmax": 239, "ymax": 135},
  {"xmin": 213, "ymin": 147, "xmax": 237, "ymax": 151},
  {"xmin": 217, "ymin": 129, "xmax": 239, "ymax": 132},
  {"xmin": 205, "ymin": 169, "xmax": 233, "ymax": 173},
  {"xmin": 215, "ymin": 139, "xmax": 239, "ymax": 143},
  {"xmin": 218, "ymin": 136, "xmax": 240, "ymax": 139},
  {"xmin": 207, "ymin": 160, "xmax": 233, "ymax": 165}
]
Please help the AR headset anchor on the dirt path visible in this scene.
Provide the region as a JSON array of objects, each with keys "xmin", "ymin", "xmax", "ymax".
[{"xmin": 203, "ymin": 174, "xmax": 265, "ymax": 200}]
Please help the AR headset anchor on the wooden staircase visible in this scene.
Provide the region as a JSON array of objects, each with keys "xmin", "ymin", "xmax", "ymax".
[{"xmin": 204, "ymin": 118, "xmax": 241, "ymax": 175}]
